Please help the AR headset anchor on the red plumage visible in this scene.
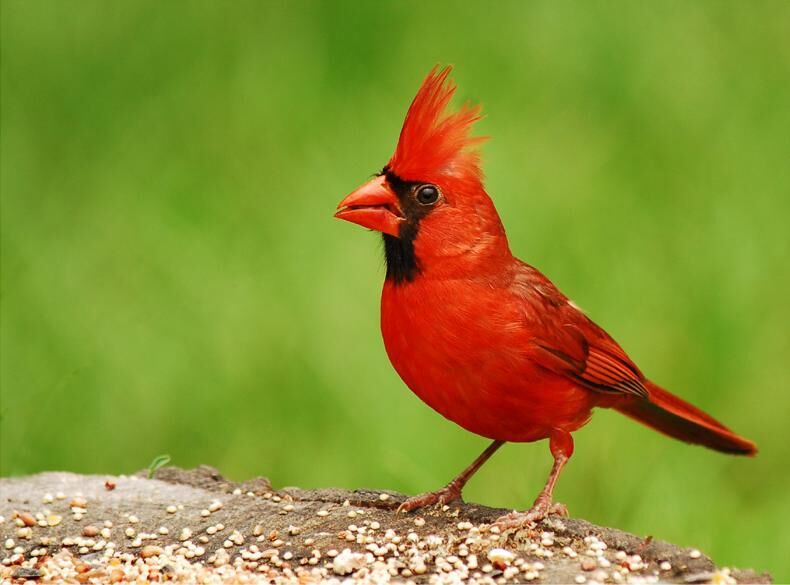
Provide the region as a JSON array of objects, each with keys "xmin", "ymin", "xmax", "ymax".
[{"xmin": 335, "ymin": 66, "xmax": 756, "ymax": 527}]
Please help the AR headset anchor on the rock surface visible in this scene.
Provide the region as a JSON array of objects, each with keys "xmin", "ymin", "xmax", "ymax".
[{"xmin": 0, "ymin": 466, "xmax": 771, "ymax": 583}]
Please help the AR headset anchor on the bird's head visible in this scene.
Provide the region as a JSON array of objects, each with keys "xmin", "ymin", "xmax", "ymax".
[{"xmin": 335, "ymin": 66, "xmax": 510, "ymax": 283}]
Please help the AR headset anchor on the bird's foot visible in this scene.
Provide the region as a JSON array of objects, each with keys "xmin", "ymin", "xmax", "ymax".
[
  {"xmin": 492, "ymin": 494, "xmax": 568, "ymax": 531},
  {"xmin": 397, "ymin": 483, "xmax": 463, "ymax": 514}
]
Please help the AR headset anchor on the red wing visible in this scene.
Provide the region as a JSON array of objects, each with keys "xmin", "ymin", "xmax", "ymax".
[
  {"xmin": 532, "ymin": 326, "xmax": 648, "ymax": 399},
  {"xmin": 514, "ymin": 262, "xmax": 648, "ymax": 399}
]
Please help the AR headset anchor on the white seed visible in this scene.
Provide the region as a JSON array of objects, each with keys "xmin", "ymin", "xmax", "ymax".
[
  {"xmin": 487, "ymin": 548, "xmax": 516, "ymax": 565},
  {"xmin": 166, "ymin": 505, "xmax": 177, "ymax": 514},
  {"xmin": 690, "ymin": 549, "xmax": 701, "ymax": 559}
]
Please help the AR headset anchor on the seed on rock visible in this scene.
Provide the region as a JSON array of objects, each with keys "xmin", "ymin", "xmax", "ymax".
[
  {"xmin": 47, "ymin": 515, "xmax": 62, "ymax": 527},
  {"xmin": 140, "ymin": 545, "xmax": 163, "ymax": 558},
  {"xmin": 17, "ymin": 527, "xmax": 32, "ymax": 540},
  {"xmin": 575, "ymin": 576, "xmax": 587, "ymax": 584},
  {"xmin": 317, "ymin": 510, "xmax": 329, "ymax": 517},
  {"xmin": 690, "ymin": 549, "xmax": 701, "ymax": 559},
  {"xmin": 581, "ymin": 558, "xmax": 597, "ymax": 571},
  {"xmin": 332, "ymin": 548, "xmax": 365, "ymax": 575},
  {"xmin": 379, "ymin": 493, "xmax": 390, "ymax": 501},
  {"xmin": 660, "ymin": 561, "xmax": 672, "ymax": 571},
  {"xmin": 18, "ymin": 513, "xmax": 36, "ymax": 527},
  {"xmin": 414, "ymin": 517, "xmax": 425, "ymax": 527},
  {"xmin": 128, "ymin": 515, "xmax": 139, "ymax": 524},
  {"xmin": 166, "ymin": 505, "xmax": 177, "ymax": 514},
  {"xmin": 487, "ymin": 548, "xmax": 516, "ymax": 567},
  {"xmin": 180, "ymin": 528, "xmax": 193, "ymax": 541}
]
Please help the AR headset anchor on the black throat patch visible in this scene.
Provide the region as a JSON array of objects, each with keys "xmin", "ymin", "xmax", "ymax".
[{"xmin": 380, "ymin": 168, "xmax": 432, "ymax": 285}]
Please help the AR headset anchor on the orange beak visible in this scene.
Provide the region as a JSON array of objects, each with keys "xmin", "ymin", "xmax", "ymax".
[{"xmin": 334, "ymin": 175, "xmax": 404, "ymax": 237}]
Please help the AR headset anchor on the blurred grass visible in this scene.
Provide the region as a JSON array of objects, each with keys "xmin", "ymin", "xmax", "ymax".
[{"xmin": 2, "ymin": 0, "xmax": 789, "ymax": 577}]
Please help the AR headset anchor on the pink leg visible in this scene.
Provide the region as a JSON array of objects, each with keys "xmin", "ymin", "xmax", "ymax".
[
  {"xmin": 493, "ymin": 429, "xmax": 574, "ymax": 530},
  {"xmin": 398, "ymin": 440, "xmax": 505, "ymax": 513}
]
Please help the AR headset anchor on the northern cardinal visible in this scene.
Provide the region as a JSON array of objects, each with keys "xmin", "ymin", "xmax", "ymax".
[{"xmin": 334, "ymin": 66, "xmax": 756, "ymax": 528}]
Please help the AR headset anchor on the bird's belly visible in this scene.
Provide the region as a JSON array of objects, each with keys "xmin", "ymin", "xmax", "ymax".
[{"xmin": 381, "ymin": 281, "xmax": 595, "ymax": 442}]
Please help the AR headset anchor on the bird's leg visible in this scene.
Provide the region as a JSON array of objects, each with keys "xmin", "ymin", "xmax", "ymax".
[
  {"xmin": 493, "ymin": 429, "xmax": 574, "ymax": 530},
  {"xmin": 398, "ymin": 440, "xmax": 505, "ymax": 513}
]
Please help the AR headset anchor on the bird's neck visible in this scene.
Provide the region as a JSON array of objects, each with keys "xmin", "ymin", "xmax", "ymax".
[{"xmin": 383, "ymin": 223, "xmax": 512, "ymax": 285}]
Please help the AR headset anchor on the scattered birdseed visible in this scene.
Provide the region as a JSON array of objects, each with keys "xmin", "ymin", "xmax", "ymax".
[
  {"xmin": 47, "ymin": 514, "xmax": 62, "ymax": 527},
  {"xmin": 201, "ymin": 509, "xmax": 211, "ymax": 517},
  {"xmin": 660, "ymin": 561, "xmax": 672, "ymax": 571},
  {"xmin": 582, "ymin": 557, "xmax": 597, "ymax": 571},
  {"xmin": 82, "ymin": 525, "xmax": 99, "ymax": 537},
  {"xmin": 180, "ymin": 528, "xmax": 192, "ymax": 541},
  {"xmin": 379, "ymin": 493, "xmax": 390, "ymax": 501},
  {"xmin": 17, "ymin": 513, "xmax": 35, "ymax": 527},
  {"xmin": 414, "ymin": 517, "xmax": 425, "ymax": 527},
  {"xmin": 16, "ymin": 527, "xmax": 32, "ymax": 540},
  {"xmin": 317, "ymin": 510, "xmax": 329, "ymax": 517},
  {"xmin": 575, "ymin": 575, "xmax": 587, "ymax": 584},
  {"xmin": 690, "ymin": 549, "xmax": 702, "ymax": 559},
  {"xmin": 128, "ymin": 515, "xmax": 139, "ymax": 524},
  {"xmin": 487, "ymin": 548, "xmax": 516, "ymax": 566},
  {"xmin": 332, "ymin": 548, "xmax": 365, "ymax": 575},
  {"xmin": 166, "ymin": 505, "xmax": 177, "ymax": 514},
  {"xmin": 141, "ymin": 545, "xmax": 163, "ymax": 558}
]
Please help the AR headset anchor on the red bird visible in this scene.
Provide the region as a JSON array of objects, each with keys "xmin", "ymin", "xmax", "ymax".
[{"xmin": 334, "ymin": 66, "xmax": 756, "ymax": 528}]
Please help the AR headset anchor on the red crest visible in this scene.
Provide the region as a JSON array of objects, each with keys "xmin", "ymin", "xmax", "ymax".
[{"xmin": 388, "ymin": 66, "xmax": 486, "ymax": 183}]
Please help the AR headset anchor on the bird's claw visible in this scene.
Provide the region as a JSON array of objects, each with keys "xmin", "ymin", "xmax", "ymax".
[
  {"xmin": 492, "ymin": 496, "xmax": 568, "ymax": 531},
  {"xmin": 397, "ymin": 485, "xmax": 463, "ymax": 514}
]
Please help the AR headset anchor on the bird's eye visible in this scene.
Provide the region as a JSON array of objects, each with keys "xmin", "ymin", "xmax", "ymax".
[{"xmin": 415, "ymin": 184, "xmax": 440, "ymax": 205}]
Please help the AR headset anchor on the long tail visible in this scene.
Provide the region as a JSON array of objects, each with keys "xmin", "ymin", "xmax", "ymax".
[{"xmin": 614, "ymin": 380, "xmax": 757, "ymax": 455}]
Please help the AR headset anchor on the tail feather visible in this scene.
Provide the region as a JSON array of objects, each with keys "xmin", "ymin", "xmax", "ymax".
[{"xmin": 614, "ymin": 381, "xmax": 757, "ymax": 456}]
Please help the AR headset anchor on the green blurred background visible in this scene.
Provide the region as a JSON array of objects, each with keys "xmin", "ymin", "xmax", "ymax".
[{"xmin": 2, "ymin": 0, "xmax": 788, "ymax": 577}]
